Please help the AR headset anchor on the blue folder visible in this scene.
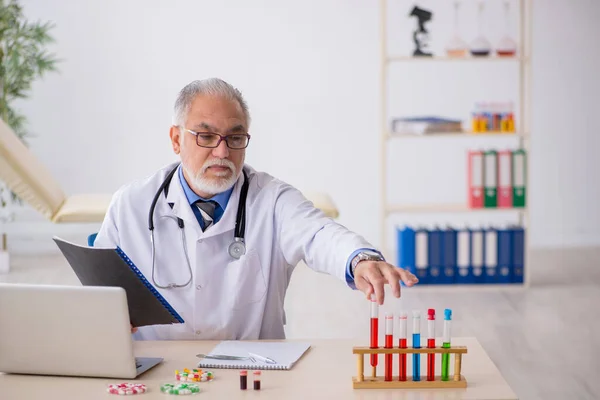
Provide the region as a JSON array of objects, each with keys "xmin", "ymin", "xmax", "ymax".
[
  {"xmin": 428, "ymin": 227, "xmax": 443, "ymax": 284},
  {"xmin": 497, "ymin": 228, "xmax": 512, "ymax": 283},
  {"xmin": 484, "ymin": 227, "xmax": 499, "ymax": 284},
  {"xmin": 511, "ymin": 226, "xmax": 525, "ymax": 283},
  {"xmin": 455, "ymin": 228, "xmax": 473, "ymax": 284},
  {"xmin": 442, "ymin": 227, "xmax": 457, "ymax": 284},
  {"xmin": 414, "ymin": 228, "xmax": 430, "ymax": 284},
  {"xmin": 397, "ymin": 226, "xmax": 416, "ymax": 278},
  {"xmin": 471, "ymin": 228, "xmax": 485, "ymax": 284}
]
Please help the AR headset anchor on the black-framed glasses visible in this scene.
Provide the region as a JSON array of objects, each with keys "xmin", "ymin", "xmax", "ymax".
[{"xmin": 183, "ymin": 128, "xmax": 251, "ymax": 149}]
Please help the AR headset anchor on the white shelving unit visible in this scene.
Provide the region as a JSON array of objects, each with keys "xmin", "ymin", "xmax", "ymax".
[
  {"xmin": 379, "ymin": 0, "xmax": 532, "ymax": 287},
  {"xmin": 387, "ymin": 132, "xmax": 529, "ymax": 139},
  {"xmin": 388, "ymin": 55, "xmax": 529, "ymax": 62},
  {"xmin": 386, "ymin": 204, "xmax": 528, "ymax": 214}
]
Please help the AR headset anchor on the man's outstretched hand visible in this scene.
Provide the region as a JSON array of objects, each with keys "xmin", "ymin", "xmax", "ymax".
[{"xmin": 354, "ymin": 261, "xmax": 418, "ymax": 305}]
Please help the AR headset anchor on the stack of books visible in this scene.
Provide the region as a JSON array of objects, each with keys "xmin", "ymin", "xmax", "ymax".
[{"xmin": 391, "ymin": 116, "xmax": 463, "ymax": 135}]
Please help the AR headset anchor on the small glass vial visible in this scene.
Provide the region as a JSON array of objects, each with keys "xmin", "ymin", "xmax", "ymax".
[
  {"xmin": 253, "ymin": 370, "xmax": 261, "ymax": 390},
  {"xmin": 239, "ymin": 370, "xmax": 248, "ymax": 390}
]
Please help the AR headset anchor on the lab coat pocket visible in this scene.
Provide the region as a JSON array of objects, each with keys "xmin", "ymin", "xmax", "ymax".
[{"xmin": 224, "ymin": 249, "xmax": 267, "ymax": 310}]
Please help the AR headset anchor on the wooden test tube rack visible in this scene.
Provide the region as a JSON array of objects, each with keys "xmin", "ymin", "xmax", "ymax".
[{"xmin": 352, "ymin": 346, "xmax": 468, "ymax": 389}]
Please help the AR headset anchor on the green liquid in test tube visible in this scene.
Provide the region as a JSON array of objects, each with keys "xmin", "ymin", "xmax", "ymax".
[{"xmin": 441, "ymin": 309, "xmax": 452, "ymax": 381}]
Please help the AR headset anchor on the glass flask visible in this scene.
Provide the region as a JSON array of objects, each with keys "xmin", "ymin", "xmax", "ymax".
[
  {"xmin": 470, "ymin": 1, "xmax": 491, "ymax": 57},
  {"xmin": 446, "ymin": 1, "xmax": 468, "ymax": 57},
  {"xmin": 496, "ymin": 0, "xmax": 517, "ymax": 56}
]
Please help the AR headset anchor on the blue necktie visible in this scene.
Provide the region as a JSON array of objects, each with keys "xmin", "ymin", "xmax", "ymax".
[{"xmin": 195, "ymin": 200, "xmax": 218, "ymax": 230}]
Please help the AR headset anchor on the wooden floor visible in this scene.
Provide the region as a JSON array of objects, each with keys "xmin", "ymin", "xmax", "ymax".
[{"xmin": 2, "ymin": 246, "xmax": 599, "ymax": 400}]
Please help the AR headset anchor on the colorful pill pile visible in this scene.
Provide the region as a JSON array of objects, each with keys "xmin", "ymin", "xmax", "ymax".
[
  {"xmin": 160, "ymin": 383, "xmax": 201, "ymax": 395},
  {"xmin": 175, "ymin": 368, "xmax": 214, "ymax": 382},
  {"xmin": 107, "ymin": 383, "xmax": 147, "ymax": 395}
]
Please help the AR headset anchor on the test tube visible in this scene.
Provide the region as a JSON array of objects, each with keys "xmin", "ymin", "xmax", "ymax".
[
  {"xmin": 384, "ymin": 313, "xmax": 393, "ymax": 381},
  {"xmin": 239, "ymin": 370, "xmax": 248, "ymax": 390},
  {"xmin": 370, "ymin": 295, "xmax": 379, "ymax": 375},
  {"xmin": 412, "ymin": 311, "xmax": 421, "ymax": 381},
  {"xmin": 427, "ymin": 309, "xmax": 436, "ymax": 381},
  {"xmin": 253, "ymin": 370, "xmax": 261, "ymax": 390},
  {"xmin": 442, "ymin": 309, "xmax": 452, "ymax": 381},
  {"xmin": 398, "ymin": 311, "xmax": 407, "ymax": 381}
]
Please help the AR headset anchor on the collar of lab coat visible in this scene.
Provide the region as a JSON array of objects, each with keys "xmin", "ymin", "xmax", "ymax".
[{"xmin": 161, "ymin": 163, "xmax": 245, "ymax": 239}]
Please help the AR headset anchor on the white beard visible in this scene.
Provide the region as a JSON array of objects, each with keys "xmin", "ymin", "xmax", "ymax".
[{"xmin": 183, "ymin": 158, "xmax": 238, "ymax": 195}]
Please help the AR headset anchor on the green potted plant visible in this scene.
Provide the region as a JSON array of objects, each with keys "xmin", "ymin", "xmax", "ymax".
[{"xmin": 0, "ymin": 0, "xmax": 59, "ymax": 271}]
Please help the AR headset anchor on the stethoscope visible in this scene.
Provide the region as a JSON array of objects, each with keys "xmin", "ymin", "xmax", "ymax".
[{"xmin": 148, "ymin": 163, "xmax": 250, "ymax": 289}]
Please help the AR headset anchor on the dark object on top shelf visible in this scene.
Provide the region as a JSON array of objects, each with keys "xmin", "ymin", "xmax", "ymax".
[{"xmin": 409, "ymin": 6, "xmax": 433, "ymax": 57}]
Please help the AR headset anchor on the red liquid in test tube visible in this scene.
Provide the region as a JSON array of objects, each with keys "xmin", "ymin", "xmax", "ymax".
[
  {"xmin": 384, "ymin": 313, "xmax": 393, "ymax": 381},
  {"xmin": 398, "ymin": 312, "xmax": 407, "ymax": 381},
  {"xmin": 427, "ymin": 308, "xmax": 436, "ymax": 381},
  {"xmin": 370, "ymin": 295, "xmax": 378, "ymax": 369}
]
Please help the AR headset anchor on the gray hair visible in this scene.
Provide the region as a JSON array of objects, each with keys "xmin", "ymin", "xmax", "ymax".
[{"xmin": 173, "ymin": 78, "xmax": 251, "ymax": 128}]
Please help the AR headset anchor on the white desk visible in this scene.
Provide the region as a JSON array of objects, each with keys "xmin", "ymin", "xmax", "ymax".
[{"xmin": 0, "ymin": 337, "xmax": 516, "ymax": 399}]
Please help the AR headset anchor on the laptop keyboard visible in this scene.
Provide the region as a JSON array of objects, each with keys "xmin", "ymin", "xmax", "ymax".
[{"xmin": 135, "ymin": 358, "xmax": 142, "ymax": 369}]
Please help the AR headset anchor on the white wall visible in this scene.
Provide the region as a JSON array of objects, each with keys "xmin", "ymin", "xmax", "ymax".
[
  {"xmin": 6, "ymin": 0, "xmax": 600, "ymax": 254},
  {"xmin": 530, "ymin": 0, "xmax": 600, "ymax": 247}
]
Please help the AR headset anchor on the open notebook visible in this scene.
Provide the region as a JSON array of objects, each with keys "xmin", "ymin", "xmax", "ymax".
[{"xmin": 197, "ymin": 341, "xmax": 311, "ymax": 370}]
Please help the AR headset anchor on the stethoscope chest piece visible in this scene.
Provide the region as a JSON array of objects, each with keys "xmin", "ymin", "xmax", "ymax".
[{"xmin": 228, "ymin": 237, "xmax": 246, "ymax": 259}]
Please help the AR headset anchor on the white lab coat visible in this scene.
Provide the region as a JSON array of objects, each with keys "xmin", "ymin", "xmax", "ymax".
[{"xmin": 94, "ymin": 162, "xmax": 374, "ymax": 340}]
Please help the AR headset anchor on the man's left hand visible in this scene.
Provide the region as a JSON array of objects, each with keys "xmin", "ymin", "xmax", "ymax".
[{"xmin": 353, "ymin": 261, "xmax": 418, "ymax": 305}]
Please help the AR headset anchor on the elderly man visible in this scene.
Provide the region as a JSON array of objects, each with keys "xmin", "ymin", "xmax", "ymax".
[{"xmin": 95, "ymin": 78, "xmax": 418, "ymax": 340}]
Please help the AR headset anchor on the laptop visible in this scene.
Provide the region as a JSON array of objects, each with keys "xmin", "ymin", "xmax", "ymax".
[{"xmin": 0, "ymin": 283, "xmax": 162, "ymax": 379}]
